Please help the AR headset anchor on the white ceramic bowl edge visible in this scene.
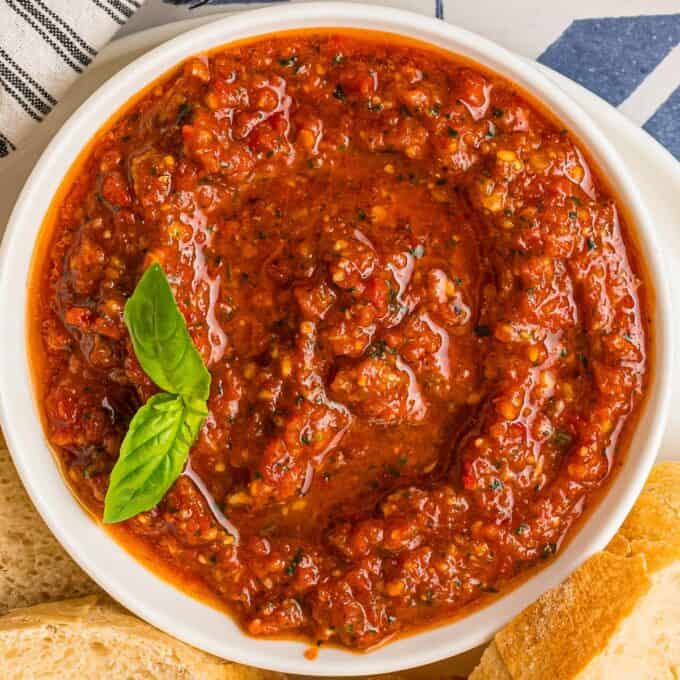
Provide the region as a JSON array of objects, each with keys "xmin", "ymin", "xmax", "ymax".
[{"xmin": 0, "ymin": 3, "xmax": 671, "ymax": 675}]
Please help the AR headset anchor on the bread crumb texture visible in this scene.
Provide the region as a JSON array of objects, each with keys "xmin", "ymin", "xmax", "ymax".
[
  {"xmin": 0, "ymin": 435, "xmax": 99, "ymax": 612},
  {"xmin": 470, "ymin": 461, "xmax": 680, "ymax": 680},
  {"xmin": 0, "ymin": 595, "xmax": 284, "ymax": 679}
]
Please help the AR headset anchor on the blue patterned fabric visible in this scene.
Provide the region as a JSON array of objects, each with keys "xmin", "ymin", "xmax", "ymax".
[
  {"xmin": 537, "ymin": 14, "xmax": 680, "ymax": 158},
  {"xmin": 644, "ymin": 86, "xmax": 680, "ymax": 157},
  {"xmin": 144, "ymin": 1, "xmax": 680, "ymax": 160},
  {"xmin": 537, "ymin": 15, "xmax": 680, "ymax": 107}
]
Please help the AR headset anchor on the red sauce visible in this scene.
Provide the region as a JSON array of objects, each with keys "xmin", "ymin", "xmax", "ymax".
[{"xmin": 30, "ymin": 31, "xmax": 651, "ymax": 649}]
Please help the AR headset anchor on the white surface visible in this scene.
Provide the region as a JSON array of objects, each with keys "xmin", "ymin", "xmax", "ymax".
[
  {"xmin": 0, "ymin": 5, "xmax": 676, "ymax": 676},
  {"xmin": 617, "ymin": 44, "xmax": 680, "ymax": 126}
]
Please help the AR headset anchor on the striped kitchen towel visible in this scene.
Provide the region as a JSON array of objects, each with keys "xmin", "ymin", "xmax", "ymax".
[{"xmin": 0, "ymin": 0, "xmax": 143, "ymax": 160}]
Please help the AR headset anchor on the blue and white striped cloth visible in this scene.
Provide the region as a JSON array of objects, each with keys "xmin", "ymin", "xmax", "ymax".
[
  {"xmin": 0, "ymin": 0, "xmax": 142, "ymax": 158},
  {"xmin": 0, "ymin": 0, "xmax": 678, "ymax": 163}
]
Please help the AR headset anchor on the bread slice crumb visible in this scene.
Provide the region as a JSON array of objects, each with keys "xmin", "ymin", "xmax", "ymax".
[
  {"xmin": 0, "ymin": 594, "xmax": 284, "ymax": 679},
  {"xmin": 0, "ymin": 437, "xmax": 99, "ymax": 612},
  {"xmin": 471, "ymin": 642, "xmax": 512, "ymax": 680},
  {"xmin": 578, "ymin": 560, "xmax": 680, "ymax": 680}
]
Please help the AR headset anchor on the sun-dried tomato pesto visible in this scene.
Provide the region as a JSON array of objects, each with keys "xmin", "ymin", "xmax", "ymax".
[{"xmin": 33, "ymin": 32, "xmax": 650, "ymax": 649}]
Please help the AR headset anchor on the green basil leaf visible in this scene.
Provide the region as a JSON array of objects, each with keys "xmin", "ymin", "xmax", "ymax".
[
  {"xmin": 124, "ymin": 263, "xmax": 211, "ymax": 401},
  {"xmin": 104, "ymin": 263, "xmax": 213, "ymax": 523},
  {"xmin": 103, "ymin": 392, "xmax": 207, "ymax": 523}
]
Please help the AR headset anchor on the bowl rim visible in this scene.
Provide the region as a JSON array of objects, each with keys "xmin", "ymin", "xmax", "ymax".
[{"xmin": 0, "ymin": 2, "xmax": 672, "ymax": 675}]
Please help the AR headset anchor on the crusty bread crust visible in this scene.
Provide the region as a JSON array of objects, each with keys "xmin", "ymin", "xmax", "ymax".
[
  {"xmin": 470, "ymin": 462, "xmax": 680, "ymax": 680},
  {"xmin": 491, "ymin": 552, "xmax": 650, "ymax": 680},
  {"xmin": 615, "ymin": 462, "xmax": 680, "ymax": 572}
]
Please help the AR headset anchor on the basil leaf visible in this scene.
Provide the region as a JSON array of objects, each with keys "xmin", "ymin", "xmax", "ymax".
[
  {"xmin": 104, "ymin": 263, "xmax": 213, "ymax": 523},
  {"xmin": 103, "ymin": 392, "xmax": 207, "ymax": 523},
  {"xmin": 124, "ymin": 263, "xmax": 211, "ymax": 401}
]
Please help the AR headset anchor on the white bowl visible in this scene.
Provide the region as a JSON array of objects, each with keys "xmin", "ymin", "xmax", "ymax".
[{"xmin": 0, "ymin": 3, "xmax": 672, "ymax": 676}]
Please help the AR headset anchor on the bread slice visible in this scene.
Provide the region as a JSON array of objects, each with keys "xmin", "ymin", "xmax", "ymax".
[
  {"xmin": 576, "ymin": 560, "xmax": 680, "ymax": 679},
  {"xmin": 470, "ymin": 462, "xmax": 680, "ymax": 680},
  {"xmin": 0, "ymin": 593, "xmax": 284, "ymax": 679},
  {"xmin": 0, "ymin": 435, "xmax": 99, "ymax": 612}
]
